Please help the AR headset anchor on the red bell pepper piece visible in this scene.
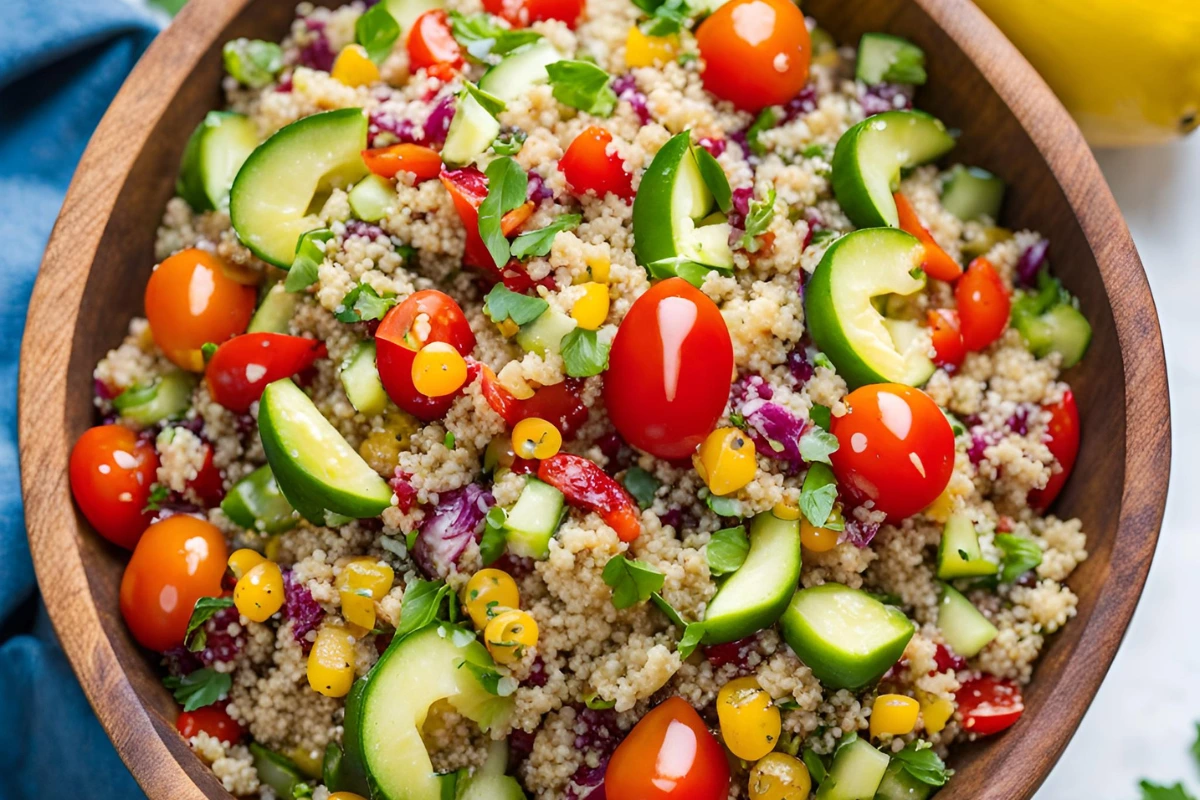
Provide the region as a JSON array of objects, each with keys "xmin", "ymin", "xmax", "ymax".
[
  {"xmin": 440, "ymin": 167, "xmax": 535, "ymax": 280},
  {"xmin": 538, "ymin": 454, "xmax": 641, "ymax": 542},
  {"xmin": 894, "ymin": 192, "xmax": 963, "ymax": 282},
  {"xmin": 1028, "ymin": 389, "xmax": 1080, "ymax": 510},
  {"xmin": 478, "ymin": 364, "xmax": 589, "ymax": 437}
]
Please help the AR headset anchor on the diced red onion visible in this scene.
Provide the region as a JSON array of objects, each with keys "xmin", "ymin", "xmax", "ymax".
[
  {"xmin": 390, "ymin": 471, "xmax": 418, "ymax": 513},
  {"xmin": 612, "ymin": 74, "xmax": 651, "ymax": 125},
  {"xmin": 783, "ymin": 84, "xmax": 818, "ymax": 121},
  {"xmin": 297, "ymin": 24, "xmax": 336, "ymax": 72},
  {"xmin": 423, "ymin": 95, "xmax": 456, "ymax": 146},
  {"xmin": 741, "ymin": 399, "xmax": 806, "ymax": 464},
  {"xmin": 413, "ymin": 484, "xmax": 494, "ymax": 578},
  {"xmin": 860, "ymin": 83, "xmax": 914, "ymax": 116},
  {"xmin": 283, "ymin": 570, "xmax": 324, "ymax": 653},
  {"xmin": 368, "ymin": 109, "xmax": 419, "ymax": 148},
  {"xmin": 839, "ymin": 516, "xmax": 880, "ymax": 548},
  {"xmin": 1016, "ymin": 239, "xmax": 1049, "ymax": 287}
]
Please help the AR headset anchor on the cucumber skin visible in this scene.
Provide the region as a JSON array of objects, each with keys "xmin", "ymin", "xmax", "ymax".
[
  {"xmin": 632, "ymin": 132, "xmax": 693, "ymax": 270},
  {"xmin": 702, "ymin": 512, "xmax": 801, "ymax": 645},
  {"xmin": 219, "ymin": 464, "xmax": 299, "ymax": 535},
  {"xmin": 874, "ymin": 760, "xmax": 934, "ymax": 800},
  {"xmin": 941, "ymin": 164, "xmax": 1005, "ymax": 222},
  {"xmin": 815, "ymin": 738, "xmax": 890, "ymax": 800},
  {"xmin": 504, "ymin": 478, "xmax": 566, "ymax": 560},
  {"xmin": 248, "ymin": 283, "xmax": 298, "ymax": 334},
  {"xmin": 937, "ymin": 584, "xmax": 998, "ymax": 658},
  {"xmin": 935, "ymin": 514, "xmax": 998, "ymax": 580}
]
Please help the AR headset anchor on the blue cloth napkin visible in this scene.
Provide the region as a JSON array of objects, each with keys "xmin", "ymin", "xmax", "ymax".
[{"xmin": 0, "ymin": 1, "xmax": 160, "ymax": 798}]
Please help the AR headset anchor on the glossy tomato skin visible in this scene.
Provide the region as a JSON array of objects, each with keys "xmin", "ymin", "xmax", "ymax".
[
  {"xmin": 187, "ymin": 444, "xmax": 226, "ymax": 508},
  {"xmin": 895, "ymin": 193, "xmax": 963, "ymax": 282},
  {"xmin": 478, "ymin": 364, "xmax": 590, "ymax": 437},
  {"xmin": 362, "ymin": 143, "xmax": 442, "ymax": 181},
  {"xmin": 120, "ymin": 515, "xmax": 228, "ymax": 652},
  {"xmin": 538, "ymin": 454, "xmax": 640, "ymax": 542},
  {"xmin": 606, "ymin": 697, "xmax": 730, "ymax": 800},
  {"xmin": 955, "ymin": 257, "xmax": 1011, "ymax": 352},
  {"xmin": 145, "ymin": 249, "xmax": 257, "ymax": 372},
  {"xmin": 956, "ymin": 675, "xmax": 1024, "ymax": 736},
  {"xmin": 604, "ymin": 278, "xmax": 734, "ymax": 461},
  {"xmin": 69, "ymin": 425, "xmax": 159, "ymax": 549},
  {"xmin": 829, "ymin": 384, "xmax": 955, "ymax": 520},
  {"xmin": 1028, "ymin": 389, "xmax": 1080, "ymax": 511},
  {"xmin": 440, "ymin": 167, "xmax": 535, "ymax": 278},
  {"xmin": 484, "ymin": 0, "xmax": 585, "ymax": 27},
  {"xmin": 695, "ymin": 0, "xmax": 811, "ymax": 112},
  {"xmin": 376, "ymin": 290, "xmax": 476, "ymax": 421},
  {"xmin": 206, "ymin": 333, "xmax": 325, "ymax": 413},
  {"xmin": 560, "ymin": 127, "xmax": 634, "ymax": 202},
  {"xmin": 177, "ymin": 703, "xmax": 244, "ymax": 744},
  {"xmin": 928, "ymin": 309, "xmax": 966, "ymax": 370},
  {"xmin": 407, "ymin": 10, "xmax": 464, "ymax": 72}
]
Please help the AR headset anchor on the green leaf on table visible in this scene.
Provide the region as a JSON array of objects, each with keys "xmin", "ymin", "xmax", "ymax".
[
  {"xmin": 706, "ymin": 525, "xmax": 749, "ymax": 576},
  {"xmin": 602, "ymin": 555, "xmax": 664, "ymax": 610},
  {"xmin": 799, "ymin": 425, "xmax": 839, "ymax": 465},
  {"xmin": 284, "ymin": 229, "xmax": 334, "ymax": 292},
  {"xmin": 800, "ymin": 463, "xmax": 838, "ymax": 529},
  {"xmin": 1139, "ymin": 783, "xmax": 1197, "ymax": 800},
  {"xmin": 511, "ymin": 214, "xmax": 582, "ymax": 260},
  {"xmin": 163, "ymin": 668, "xmax": 232, "ymax": 712},
  {"xmin": 621, "ymin": 467, "xmax": 660, "ymax": 510},
  {"xmin": 484, "ymin": 283, "xmax": 549, "ymax": 326},
  {"xmin": 561, "ymin": 328, "xmax": 610, "ymax": 378},
  {"xmin": 546, "ymin": 61, "xmax": 617, "ymax": 117},
  {"xmin": 995, "ymin": 533, "xmax": 1043, "ymax": 584},
  {"xmin": 223, "ymin": 38, "xmax": 284, "ymax": 88},
  {"xmin": 478, "ymin": 157, "xmax": 527, "ymax": 270},
  {"xmin": 335, "ymin": 283, "xmax": 397, "ymax": 323},
  {"xmin": 184, "ymin": 596, "xmax": 235, "ymax": 653},
  {"xmin": 355, "ymin": 3, "xmax": 401, "ymax": 64}
]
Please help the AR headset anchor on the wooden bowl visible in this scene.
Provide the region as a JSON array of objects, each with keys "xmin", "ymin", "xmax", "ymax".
[{"xmin": 18, "ymin": 0, "xmax": 1170, "ymax": 797}]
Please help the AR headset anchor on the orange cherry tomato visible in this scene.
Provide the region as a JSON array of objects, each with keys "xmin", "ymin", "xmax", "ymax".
[
  {"xmin": 956, "ymin": 675, "xmax": 1024, "ymax": 736},
  {"xmin": 177, "ymin": 703, "xmax": 244, "ymax": 744},
  {"xmin": 605, "ymin": 697, "xmax": 730, "ymax": 800},
  {"xmin": 440, "ymin": 167, "xmax": 535, "ymax": 277},
  {"xmin": 955, "ymin": 257, "xmax": 1011, "ymax": 352},
  {"xmin": 69, "ymin": 425, "xmax": 159, "ymax": 550},
  {"xmin": 483, "ymin": 0, "xmax": 586, "ymax": 28},
  {"xmin": 119, "ymin": 515, "xmax": 228, "ymax": 653},
  {"xmin": 928, "ymin": 308, "xmax": 966, "ymax": 370},
  {"xmin": 1028, "ymin": 389, "xmax": 1080, "ymax": 511},
  {"xmin": 830, "ymin": 384, "xmax": 955, "ymax": 520},
  {"xmin": 478, "ymin": 364, "xmax": 590, "ymax": 437},
  {"xmin": 894, "ymin": 193, "xmax": 963, "ymax": 282},
  {"xmin": 362, "ymin": 144, "xmax": 443, "ymax": 181},
  {"xmin": 695, "ymin": 0, "xmax": 811, "ymax": 112},
  {"xmin": 375, "ymin": 290, "xmax": 476, "ymax": 421},
  {"xmin": 407, "ymin": 10, "xmax": 464, "ymax": 73},
  {"xmin": 145, "ymin": 249, "xmax": 256, "ymax": 372},
  {"xmin": 559, "ymin": 127, "xmax": 634, "ymax": 202},
  {"xmin": 538, "ymin": 454, "xmax": 641, "ymax": 542},
  {"xmin": 206, "ymin": 333, "xmax": 326, "ymax": 413}
]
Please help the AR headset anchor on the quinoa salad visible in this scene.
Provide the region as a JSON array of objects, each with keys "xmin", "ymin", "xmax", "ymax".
[{"xmin": 68, "ymin": 0, "xmax": 1094, "ymax": 798}]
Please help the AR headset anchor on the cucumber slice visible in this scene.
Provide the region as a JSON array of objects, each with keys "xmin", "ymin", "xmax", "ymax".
[
  {"xmin": 386, "ymin": 0, "xmax": 444, "ymax": 38},
  {"xmin": 940, "ymin": 165, "xmax": 1005, "ymax": 222},
  {"xmin": 230, "ymin": 108, "xmax": 369, "ymax": 267},
  {"xmin": 335, "ymin": 679, "xmax": 373, "ymax": 795},
  {"xmin": 354, "ymin": 623, "xmax": 515, "ymax": 800},
  {"xmin": 780, "ymin": 583, "xmax": 914, "ymax": 691},
  {"xmin": 805, "ymin": 228, "xmax": 935, "ymax": 388},
  {"xmin": 633, "ymin": 132, "xmax": 734, "ymax": 285},
  {"xmin": 348, "ymin": 174, "xmax": 398, "ymax": 223},
  {"xmin": 504, "ymin": 477, "xmax": 565, "ymax": 560},
  {"xmin": 515, "ymin": 307, "xmax": 577, "ymax": 357},
  {"xmin": 112, "ymin": 371, "xmax": 198, "ymax": 426},
  {"xmin": 1013, "ymin": 302, "xmax": 1092, "ymax": 368},
  {"xmin": 340, "ymin": 341, "xmax": 388, "ymax": 416},
  {"xmin": 874, "ymin": 760, "xmax": 934, "ymax": 800},
  {"xmin": 937, "ymin": 584, "xmax": 997, "ymax": 658},
  {"xmin": 177, "ymin": 111, "xmax": 259, "ymax": 212},
  {"xmin": 220, "ymin": 464, "xmax": 299, "ymax": 534},
  {"xmin": 936, "ymin": 514, "xmax": 998, "ymax": 580},
  {"xmin": 855, "ymin": 33, "xmax": 927, "ymax": 86},
  {"xmin": 458, "ymin": 741, "xmax": 527, "ymax": 800},
  {"xmin": 258, "ymin": 378, "xmax": 393, "ymax": 523},
  {"xmin": 831, "ymin": 110, "xmax": 956, "ymax": 229},
  {"xmin": 815, "ymin": 738, "xmax": 890, "ymax": 800},
  {"xmin": 479, "ymin": 40, "xmax": 562, "ymax": 103},
  {"xmin": 249, "ymin": 743, "xmax": 307, "ymax": 798},
  {"xmin": 443, "ymin": 90, "xmax": 502, "ymax": 168},
  {"xmin": 702, "ymin": 511, "xmax": 801, "ymax": 645},
  {"xmin": 248, "ymin": 282, "xmax": 299, "ymax": 334}
]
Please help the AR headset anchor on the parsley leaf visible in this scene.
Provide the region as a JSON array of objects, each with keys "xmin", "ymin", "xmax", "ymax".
[
  {"xmin": 284, "ymin": 229, "xmax": 334, "ymax": 292},
  {"xmin": 457, "ymin": 659, "xmax": 518, "ymax": 696},
  {"xmin": 396, "ymin": 579, "xmax": 454, "ymax": 639},
  {"xmin": 621, "ymin": 467, "xmax": 660, "ymax": 509},
  {"xmin": 813, "ymin": 351, "xmax": 834, "ymax": 371},
  {"xmin": 1140, "ymin": 782, "xmax": 1197, "ymax": 800},
  {"xmin": 201, "ymin": 343, "xmax": 218, "ymax": 363},
  {"xmin": 739, "ymin": 186, "xmax": 777, "ymax": 253},
  {"xmin": 461, "ymin": 80, "xmax": 507, "ymax": 118},
  {"xmin": 678, "ymin": 622, "xmax": 705, "ymax": 659},
  {"xmin": 995, "ymin": 533, "xmax": 1043, "ymax": 584},
  {"xmin": 706, "ymin": 526, "xmax": 749, "ymax": 576},
  {"xmin": 448, "ymin": 12, "xmax": 542, "ymax": 63},
  {"xmin": 444, "ymin": 431, "xmax": 456, "ymax": 450},
  {"xmin": 223, "ymin": 39, "xmax": 284, "ymax": 88},
  {"xmin": 478, "ymin": 156, "xmax": 528, "ymax": 269},
  {"xmin": 184, "ymin": 596, "xmax": 235, "ymax": 652},
  {"xmin": 746, "ymin": 108, "xmax": 781, "ymax": 157},
  {"xmin": 492, "ymin": 128, "xmax": 527, "ymax": 156},
  {"xmin": 355, "ymin": 3, "xmax": 401, "ymax": 64},
  {"xmin": 799, "ymin": 426, "xmax": 839, "ymax": 465},
  {"xmin": 809, "ymin": 404, "xmax": 831, "ymax": 431},
  {"xmin": 602, "ymin": 555, "xmax": 664, "ymax": 610},
  {"xmin": 480, "ymin": 507, "xmax": 507, "ymax": 566},
  {"xmin": 561, "ymin": 328, "xmax": 610, "ymax": 378},
  {"xmin": 142, "ymin": 483, "xmax": 170, "ymax": 513},
  {"xmin": 705, "ymin": 492, "xmax": 743, "ymax": 519},
  {"xmin": 510, "ymin": 214, "xmax": 582, "ymax": 260},
  {"xmin": 893, "ymin": 740, "xmax": 949, "ymax": 786},
  {"xmin": 693, "ymin": 145, "xmax": 731, "ymax": 213},
  {"xmin": 583, "ymin": 692, "xmax": 616, "ymax": 710},
  {"xmin": 633, "ymin": 0, "xmax": 694, "ymax": 37},
  {"xmin": 484, "ymin": 283, "xmax": 549, "ymax": 326},
  {"xmin": 545, "ymin": 61, "xmax": 617, "ymax": 117},
  {"xmin": 800, "ymin": 463, "xmax": 838, "ymax": 529},
  {"xmin": 335, "ymin": 283, "xmax": 397, "ymax": 323},
  {"xmin": 650, "ymin": 592, "xmax": 687, "ymax": 628},
  {"xmin": 163, "ymin": 668, "xmax": 231, "ymax": 712}
]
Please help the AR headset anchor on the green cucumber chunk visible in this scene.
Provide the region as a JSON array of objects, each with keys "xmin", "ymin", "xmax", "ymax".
[
  {"xmin": 855, "ymin": 33, "xmax": 927, "ymax": 86},
  {"xmin": 348, "ymin": 173, "xmax": 398, "ymax": 222},
  {"xmin": 781, "ymin": 583, "xmax": 914, "ymax": 691},
  {"xmin": 940, "ymin": 164, "xmax": 1005, "ymax": 222},
  {"xmin": 815, "ymin": 738, "xmax": 890, "ymax": 800},
  {"xmin": 230, "ymin": 108, "xmax": 369, "ymax": 267},
  {"xmin": 220, "ymin": 464, "xmax": 299, "ymax": 534},
  {"xmin": 832, "ymin": 110, "xmax": 956, "ymax": 228},
  {"xmin": 805, "ymin": 227, "xmax": 935, "ymax": 388},
  {"xmin": 258, "ymin": 378, "xmax": 393, "ymax": 523},
  {"xmin": 340, "ymin": 340, "xmax": 388, "ymax": 416},
  {"xmin": 937, "ymin": 584, "xmax": 997, "ymax": 658},
  {"xmin": 504, "ymin": 478, "xmax": 565, "ymax": 560},
  {"xmin": 936, "ymin": 514, "xmax": 998, "ymax": 579},
  {"xmin": 1010, "ymin": 270, "xmax": 1092, "ymax": 368},
  {"xmin": 385, "ymin": 0, "xmax": 444, "ymax": 38},
  {"xmin": 336, "ymin": 679, "xmax": 373, "ymax": 795},
  {"xmin": 702, "ymin": 511, "xmax": 801, "ymax": 645},
  {"xmin": 112, "ymin": 371, "xmax": 198, "ymax": 426},
  {"xmin": 443, "ymin": 90, "xmax": 502, "ymax": 168},
  {"xmin": 873, "ymin": 759, "xmax": 934, "ymax": 800},
  {"xmin": 515, "ymin": 307, "xmax": 576, "ymax": 357},
  {"xmin": 177, "ymin": 111, "xmax": 259, "ymax": 212},
  {"xmin": 479, "ymin": 40, "xmax": 562, "ymax": 103},
  {"xmin": 458, "ymin": 741, "xmax": 527, "ymax": 800},
  {"xmin": 248, "ymin": 282, "xmax": 299, "ymax": 334},
  {"xmin": 249, "ymin": 743, "xmax": 306, "ymax": 798}
]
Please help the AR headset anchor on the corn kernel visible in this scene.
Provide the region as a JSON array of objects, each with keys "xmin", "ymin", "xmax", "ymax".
[
  {"xmin": 497, "ymin": 318, "xmax": 520, "ymax": 338},
  {"xmin": 307, "ymin": 622, "xmax": 357, "ymax": 698},
  {"xmin": 331, "ymin": 44, "xmax": 380, "ymax": 88},
  {"xmin": 228, "ymin": 548, "xmax": 265, "ymax": 580},
  {"xmin": 716, "ymin": 677, "xmax": 781, "ymax": 761},
  {"xmin": 411, "ymin": 342, "xmax": 468, "ymax": 397},
  {"xmin": 359, "ymin": 412, "xmax": 419, "ymax": 476},
  {"xmin": 625, "ymin": 26, "xmax": 680, "ymax": 68},
  {"xmin": 870, "ymin": 694, "xmax": 920, "ymax": 738},
  {"xmin": 748, "ymin": 752, "xmax": 812, "ymax": 800},
  {"xmin": 512, "ymin": 417, "xmax": 563, "ymax": 461},
  {"xmin": 485, "ymin": 609, "xmax": 538, "ymax": 665},
  {"xmin": 463, "ymin": 568, "xmax": 521, "ymax": 630},
  {"xmin": 800, "ymin": 506, "xmax": 843, "ymax": 552},
  {"xmin": 919, "ymin": 691, "xmax": 955, "ymax": 735},
  {"xmin": 584, "ymin": 255, "xmax": 610, "ymax": 284},
  {"xmin": 337, "ymin": 557, "xmax": 396, "ymax": 631},
  {"xmin": 234, "ymin": 560, "xmax": 285, "ymax": 623},
  {"xmin": 571, "ymin": 282, "xmax": 610, "ymax": 330},
  {"xmin": 694, "ymin": 427, "xmax": 757, "ymax": 496},
  {"xmin": 772, "ymin": 501, "xmax": 801, "ymax": 521}
]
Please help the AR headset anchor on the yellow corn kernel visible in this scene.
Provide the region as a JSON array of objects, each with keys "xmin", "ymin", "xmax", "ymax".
[
  {"xmin": 870, "ymin": 694, "xmax": 921, "ymax": 738},
  {"xmin": 463, "ymin": 568, "xmax": 521, "ymax": 630},
  {"xmin": 772, "ymin": 501, "xmax": 801, "ymax": 521},
  {"xmin": 307, "ymin": 622, "xmax": 357, "ymax": 698},
  {"xmin": 234, "ymin": 560, "xmax": 285, "ymax": 623},
  {"xmin": 694, "ymin": 427, "xmax": 757, "ymax": 496},
  {"xmin": 571, "ymin": 283, "xmax": 610, "ymax": 330},
  {"xmin": 228, "ymin": 548, "xmax": 266, "ymax": 580},
  {"xmin": 717, "ymin": 677, "xmax": 781, "ymax": 761},
  {"xmin": 411, "ymin": 342, "xmax": 468, "ymax": 397},
  {"xmin": 919, "ymin": 691, "xmax": 955, "ymax": 735},
  {"xmin": 800, "ymin": 506, "xmax": 844, "ymax": 553},
  {"xmin": 484, "ymin": 609, "xmax": 538, "ymax": 665},
  {"xmin": 512, "ymin": 417, "xmax": 563, "ymax": 461},
  {"xmin": 625, "ymin": 26, "xmax": 680, "ymax": 68},
  {"xmin": 497, "ymin": 318, "xmax": 520, "ymax": 338},
  {"xmin": 336, "ymin": 557, "xmax": 396, "ymax": 631},
  {"xmin": 359, "ymin": 412, "xmax": 420, "ymax": 476},
  {"xmin": 748, "ymin": 752, "xmax": 812, "ymax": 800},
  {"xmin": 329, "ymin": 794, "xmax": 369, "ymax": 800},
  {"xmin": 584, "ymin": 254, "xmax": 610, "ymax": 284},
  {"xmin": 331, "ymin": 44, "xmax": 380, "ymax": 88}
]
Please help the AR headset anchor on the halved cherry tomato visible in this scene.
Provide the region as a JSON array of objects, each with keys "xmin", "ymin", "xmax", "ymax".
[
  {"xmin": 560, "ymin": 127, "xmax": 634, "ymax": 202},
  {"xmin": 695, "ymin": 0, "xmax": 811, "ymax": 112},
  {"xmin": 187, "ymin": 443, "xmax": 225, "ymax": 508},
  {"xmin": 362, "ymin": 144, "xmax": 443, "ymax": 181},
  {"xmin": 895, "ymin": 193, "xmax": 963, "ymax": 282},
  {"xmin": 956, "ymin": 675, "xmax": 1024, "ymax": 736},
  {"xmin": 69, "ymin": 425, "xmax": 159, "ymax": 549},
  {"xmin": 440, "ymin": 167, "xmax": 536, "ymax": 278},
  {"xmin": 206, "ymin": 333, "xmax": 325, "ymax": 413},
  {"xmin": 119, "ymin": 515, "xmax": 228, "ymax": 652},
  {"xmin": 145, "ymin": 249, "xmax": 257, "ymax": 372},
  {"xmin": 605, "ymin": 697, "xmax": 730, "ymax": 800},
  {"xmin": 376, "ymin": 290, "xmax": 476, "ymax": 421},
  {"xmin": 1028, "ymin": 389, "xmax": 1080, "ymax": 511},
  {"xmin": 830, "ymin": 383, "xmax": 955, "ymax": 520},
  {"xmin": 928, "ymin": 308, "xmax": 966, "ymax": 370},
  {"xmin": 484, "ymin": 0, "xmax": 585, "ymax": 28},
  {"xmin": 604, "ymin": 278, "xmax": 734, "ymax": 461},
  {"xmin": 538, "ymin": 454, "xmax": 640, "ymax": 542},
  {"xmin": 407, "ymin": 10, "xmax": 464, "ymax": 73},
  {"xmin": 478, "ymin": 364, "xmax": 590, "ymax": 437},
  {"xmin": 177, "ymin": 703, "xmax": 244, "ymax": 744},
  {"xmin": 956, "ymin": 257, "xmax": 1011, "ymax": 352}
]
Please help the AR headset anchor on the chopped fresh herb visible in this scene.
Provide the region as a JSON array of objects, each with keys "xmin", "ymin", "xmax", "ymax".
[
  {"xmin": 800, "ymin": 463, "xmax": 838, "ymax": 529},
  {"xmin": 995, "ymin": 533, "xmax": 1043, "ymax": 584},
  {"xmin": 942, "ymin": 408, "xmax": 967, "ymax": 437},
  {"xmin": 892, "ymin": 740, "xmax": 949, "ymax": 786},
  {"xmin": 909, "ymin": 266, "xmax": 926, "ymax": 281},
  {"xmin": 484, "ymin": 283, "xmax": 549, "ymax": 327},
  {"xmin": 480, "ymin": 507, "xmax": 507, "ymax": 566},
  {"xmin": 693, "ymin": 145, "xmax": 732, "ymax": 213},
  {"xmin": 1139, "ymin": 783, "xmax": 1196, "ymax": 800},
  {"xmin": 776, "ymin": 698, "xmax": 800, "ymax": 711},
  {"xmin": 639, "ymin": 0, "xmax": 693, "ymax": 36},
  {"xmin": 492, "ymin": 128, "xmax": 527, "ymax": 156},
  {"xmin": 621, "ymin": 466, "xmax": 660, "ymax": 510},
  {"xmin": 223, "ymin": 39, "xmax": 284, "ymax": 88},
  {"xmin": 395, "ymin": 579, "xmax": 454, "ymax": 639},
  {"xmin": 292, "ymin": 783, "xmax": 314, "ymax": 800},
  {"xmin": 405, "ymin": 530, "xmax": 419, "ymax": 552},
  {"xmin": 678, "ymin": 622, "xmax": 705, "ymax": 659},
  {"xmin": 184, "ymin": 596, "xmax": 235, "ymax": 652},
  {"xmin": 142, "ymin": 482, "xmax": 170, "ymax": 513},
  {"xmin": 163, "ymin": 668, "xmax": 232, "ymax": 712},
  {"xmin": 602, "ymin": 555, "xmax": 664, "ymax": 610},
  {"xmin": 583, "ymin": 691, "xmax": 617, "ymax": 710},
  {"xmin": 461, "ymin": 80, "xmax": 507, "ymax": 118},
  {"xmin": 706, "ymin": 525, "xmax": 749, "ymax": 576},
  {"xmin": 444, "ymin": 431, "xmax": 456, "ymax": 450},
  {"xmin": 809, "ymin": 404, "xmax": 832, "ymax": 431},
  {"xmin": 705, "ymin": 491, "xmax": 743, "ymax": 519},
  {"xmin": 545, "ymin": 60, "xmax": 617, "ymax": 117},
  {"xmin": 510, "ymin": 214, "xmax": 582, "ymax": 260},
  {"xmin": 802, "ymin": 749, "xmax": 828, "ymax": 785},
  {"xmin": 200, "ymin": 342, "xmax": 219, "ymax": 363},
  {"xmin": 457, "ymin": 659, "xmax": 518, "ymax": 696},
  {"xmin": 335, "ymin": 283, "xmax": 397, "ymax": 323},
  {"xmin": 810, "ymin": 229, "xmax": 836, "ymax": 247},
  {"xmin": 395, "ymin": 243, "xmax": 417, "ymax": 264},
  {"xmin": 729, "ymin": 411, "xmax": 747, "ymax": 430},
  {"xmin": 677, "ymin": 51, "xmax": 698, "ymax": 65},
  {"xmin": 746, "ymin": 107, "xmax": 781, "ymax": 157},
  {"xmin": 355, "ymin": 3, "xmax": 401, "ymax": 64},
  {"xmin": 560, "ymin": 328, "xmax": 610, "ymax": 378},
  {"xmin": 799, "ymin": 426, "xmax": 839, "ymax": 465},
  {"xmin": 800, "ymin": 143, "xmax": 826, "ymax": 159},
  {"xmin": 813, "ymin": 351, "xmax": 834, "ymax": 371},
  {"xmin": 650, "ymin": 592, "xmax": 687, "ymax": 628},
  {"xmin": 478, "ymin": 156, "xmax": 528, "ymax": 269},
  {"xmin": 284, "ymin": 228, "xmax": 334, "ymax": 292},
  {"xmin": 739, "ymin": 187, "xmax": 777, "ymax": 253},
  {"xmin": 448, "ymin": 12, "xmax": 542, "ymax": 63}
]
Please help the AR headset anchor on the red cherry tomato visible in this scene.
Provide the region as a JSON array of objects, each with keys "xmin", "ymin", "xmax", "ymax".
[
  {"xmin": 187, "ymin": 443, "xmax": 226, "ymax": 508},
  {"xmin": 407, "ymin": 10, "xmax": 464, "ymax": 72},
  {"xmin": 956, "ymin": 675, "xmax": 1024, "ymax": 736},
  {"xmin": 955, "ymin": 257, "xmax": 1011, "ymax": 352},
  {"xmin": 440, "ymin": 167, "xmax": 535, "ymax": 278},
  {"xmin": 484, "ymin": 0, "xmax": 585, "ymax": 27},
  {"xmin": 362, "ymin": 143, "xmax": 443, "ymax": 181},
  {"xmin": 478, "ymin": 364, "xmax": 590, "ymax": 437},
  {"xmin": 177, "ymin": 703, "xmax": 244, "ymax": 744},
  {"xmin": 119, "ymin": 515, "xmax": 228, "ymax": 652},
  {"xmin": 69, "ymin": 425, "xmax": 159, "ymax": 549},
  {"xmin": 695, "ymin": 0, "xmax": 811, "ymax": 112},
  {"xmin": 559, "ymin": 127, "xmax": 634, "ymax": 202},
  {"xmin": 895, "ymin": 193, "xmax": 963, "ymax": 282},
  {"xmin": 375, "ymin": 290, "xmax": 476, "ymax": 421},
  {"xmin": 604, "ymin": 278, "xmax": 734, "ymax": 461},
  {"xmin": 829, "ymin": 384, "xmax": 955, "ymax": 520},
  {"xmin": 605, "ymin": 697, "xmax": 730, "ymax": 800},
  {"xmin": 928, "ymin": 309, "xmax": 966, "ymax": 370},
  {"xmin": 206, "ymin": 333, "xmax": 325, "ymax": 413},
  {"xmin": 1028, "ymin": 389, "xmax": 1080, "ymax": 511},
  {"xmin": 538, "ymin": 454, "xmax": 641, "ymax": 542}
]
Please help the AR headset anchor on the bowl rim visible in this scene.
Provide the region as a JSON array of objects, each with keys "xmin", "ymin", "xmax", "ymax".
[{"xmin": 17, "ymin": 0, "xmax": 1170, "ymax": 798}]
